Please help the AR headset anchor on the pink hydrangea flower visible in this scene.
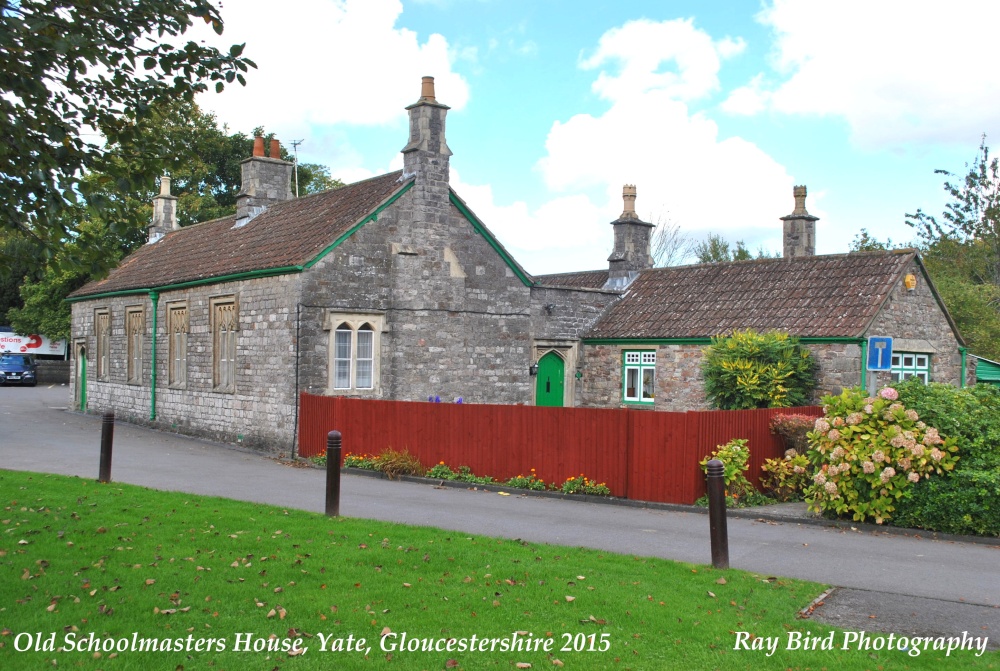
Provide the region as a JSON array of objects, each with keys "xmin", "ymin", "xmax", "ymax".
[
  {"xmin": 813, "ymin": 472, "xmax": 827, "ymax": 485},
  {"xmin": 930, "ymin": 448, "xmax": 944, "ymax": 462},
  {"xmin": 890, "ymin": 434, "xmax": 907, "ymax": 449},
  {"xmin": 907, "ymin": 472, "xmax": 920, "ymax": 483},
  {"xmin": 910, "ymin": 444, "xmax": 925, "ymax": 458},
  {"xmin": 827, "ymin": 429, "xmax": 842, "ymax": 442},
  {"xmin": 872, "ymin": 450, "xmax": 886, "ymax": 463},
  {"xmin": 862, "ymin": 461, "xmax": 875, "ymax": 474},
  {"xmin": 846, "ymin": 412, "xmax": 864, "ymax": 426},
  {"xmin": 880, "ymin": 467, "xmax": 896, "ymax": 483},
  {"xmin": 897, "ymin": 457, "xmax": 912, "ymax": 471},
  {"xmin": 831, "ymin": 416, "xmax": 845, "ymax": 428},
  {"xmin": 824, "ymin": 481, "xmax": 838, "ymax": 495},
  {"xmin": 831, "ymin": 446, "xmax": 846, "ymax": 460},
  {"xmin": 863, "ymin": 404, "xmax": 874, "ymax": 414},
  {"xmin": 814, "ymin": 418, "xmax": 831, "ymax": 433},
  {"xmin": 793, "ymin": 465, "xmax": 806, "ymax": 474},
  {"xmin": 879, "ymin": 387, "xmax": 899, "ymax": 401},
  {"xmin": 905, "ymin": 409, "xmax": 920, "ymax": 421}
]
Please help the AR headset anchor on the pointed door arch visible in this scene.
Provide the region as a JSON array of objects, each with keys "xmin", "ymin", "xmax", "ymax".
[{"xmin": 535, "ymin": 351, "xmax": 565, "ymax": 407}]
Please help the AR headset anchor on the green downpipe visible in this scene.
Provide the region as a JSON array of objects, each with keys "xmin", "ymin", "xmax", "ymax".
[
  {"xmin": 859, "ymin": 339, "xmax": 868, "ymax": 389},
  {"xmin": 960, "ymin": 347, "xmax": 967, "ymax": 389},
  {"xmin": 150, "ymin": 291, "xmax": 159, "ymax": 421}
]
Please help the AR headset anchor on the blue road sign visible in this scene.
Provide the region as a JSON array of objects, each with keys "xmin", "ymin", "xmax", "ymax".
[{"xmin": 867, "ymin": 336, "xmax": 894, "ymax": 371}]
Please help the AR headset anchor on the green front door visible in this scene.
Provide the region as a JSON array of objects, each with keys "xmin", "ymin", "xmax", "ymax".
[{"xmin": 535, "ymin": 352, "xmax": 565, "ymax": 407}]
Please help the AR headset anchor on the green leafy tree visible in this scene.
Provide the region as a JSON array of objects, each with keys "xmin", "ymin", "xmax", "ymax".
[
  {"xmin": 0, "ymin": 231, "xmax": 45, "ymax": 325},
  {"xmin": 906, "ymin": 139, "xmax": 1000, "ymax": 360},
  {"xmin": 0, "ymin": 0, "xmax": 255, "ymax": 266},
  {"xmin": 693, "ymin": 233, "xmax": 776, "ymax": 263},
  {"xmin": 702, "ymin": 329, "xmax": 818, "ymax": 409}
]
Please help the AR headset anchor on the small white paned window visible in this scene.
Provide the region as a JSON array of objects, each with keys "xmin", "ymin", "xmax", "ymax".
[
  {"xmin": 334, "ymin": 324, "xmax": 353, "ymax": 389},
  {"xmin": 623, "ymin": 350, "xmax": 656, "ymax": 403},
  {"xmin": 326, "ymin": 314, "xmax": 383, "ymax": 393},
  {"xmin": 891, "ymin": 352, "xmax": 930, "ymax": 383}
]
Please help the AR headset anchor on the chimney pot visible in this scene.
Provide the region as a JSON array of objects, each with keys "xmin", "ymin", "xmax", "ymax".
[
  {"xmin": 621, "ymin": 184, "xmax": 637, "ymax": 218},
  {"xmin": 159, "ymin": 175, "xmax": 171, "ymax": 196},
  {"xmin": 420, "ymin": 76, "xmax": 436, "ymax": 102},
  {"xmin": 270, "ymin": 138, "xmax": 281, "ymax": 159},
  {"xmin": 792, "ymin": 185, "xmax": 809, "ymax": 215},
  {"xmin": 252, "ymin": 135, "xmax": 265, "ymax": 157},
  {"xmin": 781, "ymin": 184, "xmax": 818, "ymax": 258}
]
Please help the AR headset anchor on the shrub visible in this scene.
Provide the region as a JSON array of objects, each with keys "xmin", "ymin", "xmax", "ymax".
[
  {"xmin": 555, "ymin": 474, "xmax": 611, "ymax": 496},
  {"xmin": 698, "ymin": 438, "xmax": 755, "ymax": 500},
  {"xmin": 453, "ymin": 466, "xmax": 495, "ymax": 485},
  {"xmin": 891, "ymin": 380, "xmax": 1000, "ymax": 536},
  {"xmin": 702, "ymin": 329, "xmax": 817, "ymax": 409},
  {"xmin": 505, "ymin": 470, "xmax": 548, "ymax": 491},
  {"xmin": 769, "ymin": 413, "xmax": 816, "ymax": 453},
  {"xmin": 343, "ymin": 452, "xmax": 381, "ymax": 470},
  {"xmin": 375, "ymin": 448, "xmax": 425, "ymax": 480},
  {"xmin": 761, "ymin": 450, "xmax": 810, "ymax": 501},
  {"xmin": 805, "ymin": 387, "xmax": 959, "ymax": 524},
  {"xmin": 426, "ymin": 461, "xmax": 458, "ymax": 480}
]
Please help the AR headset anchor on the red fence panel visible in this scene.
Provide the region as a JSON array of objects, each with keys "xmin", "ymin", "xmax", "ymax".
[{"xmin": 298, "ymin": 393, "xmax": 823, "ymax": 505}]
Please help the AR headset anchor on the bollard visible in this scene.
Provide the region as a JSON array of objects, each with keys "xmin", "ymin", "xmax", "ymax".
[
  {"xmin": 325, "ymin": 431, "xmax": 342, "ymax": 517},
  {"xmin": 706, "ymin": 458, "xmax": 730, "ymax": 569},
  {"xmin": 99, "ymin": 411, "xmax": 115, "ymax": 483}
]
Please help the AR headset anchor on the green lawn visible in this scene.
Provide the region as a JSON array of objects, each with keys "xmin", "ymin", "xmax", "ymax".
[{"xmin": 0, "ymin": 470, "xmax": 995, "ymax": 670}]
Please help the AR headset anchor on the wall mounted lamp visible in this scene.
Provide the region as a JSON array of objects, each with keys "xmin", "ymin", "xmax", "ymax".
[{"xmin": 529, "ymin": 363, "xmax": 539, "ymax": 376}]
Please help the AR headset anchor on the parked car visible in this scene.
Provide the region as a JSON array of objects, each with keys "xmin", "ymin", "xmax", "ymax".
[{"xmin": 0, "ymin": 353, "xmax": 37, "ymax": 386}]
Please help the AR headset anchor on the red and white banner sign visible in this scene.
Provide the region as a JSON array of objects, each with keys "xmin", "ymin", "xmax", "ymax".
[{"xmin": 0, "ymin": 333, "xmax": 66, "ymax": 356}]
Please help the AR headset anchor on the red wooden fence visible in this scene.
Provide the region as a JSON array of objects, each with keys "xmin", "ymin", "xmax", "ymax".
[{"xmin": 298, "ymin": 394, "xmax": 823, "ymax": 505}]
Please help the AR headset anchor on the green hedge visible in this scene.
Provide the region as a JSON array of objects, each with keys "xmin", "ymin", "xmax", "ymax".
[{"xmin": 893, "ymin": 380, "xmax": 1000, "ymax": 536}]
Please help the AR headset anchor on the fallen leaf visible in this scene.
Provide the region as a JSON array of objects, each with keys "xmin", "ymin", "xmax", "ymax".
[
  {"xmin": 445, "ymin": 660, "xmax": 459, "ymax": 668},
  {"xmin": 707, "ymin": 591, "xmax": 716, "ymax": 598},
  {"xmin": 552, "ymin": 660, "xmax": 564, "ymax": 667},
  {"xmin": 266, "ymin": 609, "xmax": 276, "ymax": 618},
  {"xmin": 145, "ymin": 579, "xmax": 156, "ymax": 586},
  {"xmin": 516, "ymin": 663, "xmax": 532, "ymax": 669},
  {"xmin": 381, "ymin": 627, "xmax": 392, "ymax": 637},
  {"xmin": 715, "ymin": 578, "xmax": 727, "ymax": 585},
  {"xmin": 565, "ymin": 596, "xmax": 575, "ymax": 602},
  {"xmin": 402, "ymin": 583, "xmax": 411, "ymax": 588}
]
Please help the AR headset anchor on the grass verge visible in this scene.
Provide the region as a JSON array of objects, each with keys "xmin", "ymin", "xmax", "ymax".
[{"xmin": 0, "ymin": 469, "xmax": 995, "ymax": 670}]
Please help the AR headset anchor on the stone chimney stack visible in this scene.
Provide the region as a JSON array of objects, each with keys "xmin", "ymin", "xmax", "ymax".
[
  {"xmin": 148, "ymin": 175, "xmax": 178, "ymax": 243},
  {"xmin": 605, "ymin": 184, "xmax": 655, "ymax": 289},
  {"xmin": 781, "ymin": 185, "xmax": 818, "ymax": 258},
  {"xmin": 401, "ymin": 76, "xmax": 452, "ymax": 194},
  {"xmin": 235, "ymin": 134, "xmax": 294, "ymax": 225}
]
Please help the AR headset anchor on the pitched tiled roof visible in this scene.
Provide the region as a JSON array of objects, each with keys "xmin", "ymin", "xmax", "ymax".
[
  {"xmin": 534, "ymin": 269, "xmax": 610, "ymax": 289},
  {"xmin": 587, "ymin": 251, "xmax": 917, "ymax": 339},
  {"xmin": 70, "ymin": 171, "xmax": 410, "ymax": 298}
]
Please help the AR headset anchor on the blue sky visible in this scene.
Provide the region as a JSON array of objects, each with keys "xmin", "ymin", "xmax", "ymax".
[{"xmin": 192, "ymin": 0, "xmax": 1000, "ymax": 275}]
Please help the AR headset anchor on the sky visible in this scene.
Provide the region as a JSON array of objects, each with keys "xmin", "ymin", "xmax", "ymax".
[{"xmin": 188, "ymin": 0, "xmax": 1000, "ymax": 276}]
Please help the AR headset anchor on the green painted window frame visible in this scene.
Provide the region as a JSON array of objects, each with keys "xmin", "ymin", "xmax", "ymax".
[
  {"xmin": 622, "ymin": 350, "xmax": 656, "ymax": 404},
  {"xmin": 890, "ymin": 352, "xmax": 930, "ymax": 384}
]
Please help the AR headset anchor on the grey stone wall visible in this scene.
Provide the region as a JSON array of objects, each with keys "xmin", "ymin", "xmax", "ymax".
[
  {"xmin": 579, "ymin": 343, "xmax": 709, "ymax": 411},
  {"xmin": 70, "ymin": 273, "xmax": 301, "ymax": 451},
  {"xmin": 864, "ymin": 259, "xmax": 965, "ymax": 385}
]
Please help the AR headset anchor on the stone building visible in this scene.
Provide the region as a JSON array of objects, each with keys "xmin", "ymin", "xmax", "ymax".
[{"xmin": 68, "ymin": 78, "xmax": 969, "ymax": 451}]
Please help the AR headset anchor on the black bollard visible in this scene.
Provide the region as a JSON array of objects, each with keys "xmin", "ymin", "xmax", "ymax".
[
  {"xmin": 325, "ymin": 431, "xmax": 342, "ymax": 517},
  {"xmin": 706, "ymin": 458, "xmax": 730, "ymax": 569},
  {"xmin": 99, "ymin": 411, "xmax": 115, "ymax": 483}
]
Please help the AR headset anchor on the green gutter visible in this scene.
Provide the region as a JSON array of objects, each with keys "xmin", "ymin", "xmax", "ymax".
[
  {"xmin": 149, "ymin": 291, "xmax": 159, "ymax": 421},
  {"xmin": 582, "ymin": 336, "xmax": 864, "ymax": 346},
  {"xmin": 449, "ymin": 193, "xmax": 533, "ymax": 287},
  {"xmin": 960, "ymin": 346, "xmax": 967, "ymax": 389}
]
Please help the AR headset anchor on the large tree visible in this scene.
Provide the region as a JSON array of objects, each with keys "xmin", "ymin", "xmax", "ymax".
[
  {"xmin": 0, "ymin": 0, "xmax": 255, "ymax": 266},
  {"xmin": 907, "ymin": 138, "xmax": 1000, "ymax": 361}
]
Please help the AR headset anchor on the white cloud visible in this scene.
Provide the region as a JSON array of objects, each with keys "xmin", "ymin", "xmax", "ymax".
[
  {"xmin": 581, "ymin": 18, "xmax": 745, "ymax": 102},
  {"xmin": 749, "ymin": 0, "xmax": 1000, "ymax": 147},
  {"xmin": 497, "ymin": 19, "xmax": 796, "ymax": 272},
  {"xmin": 191, "ymin": 0, "xmax": 468, "ymax": 140}
]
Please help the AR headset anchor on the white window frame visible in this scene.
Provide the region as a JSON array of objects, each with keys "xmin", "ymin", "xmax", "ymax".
[
  {"xmin": 325, "ymin": 313, "xmax": 383, "ymax": 393},
  {"xmin": 623, "ymin": 350, "xmax": 656, "ymax": 404},
  {"xmin": 891, "ymin": 352, "xmax": 930, "ymax": 384}
]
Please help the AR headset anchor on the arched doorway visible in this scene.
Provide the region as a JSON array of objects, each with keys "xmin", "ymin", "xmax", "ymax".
[{"xmin": 534, "ymin": 351, "xmax": 565, "ymax": 407}]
